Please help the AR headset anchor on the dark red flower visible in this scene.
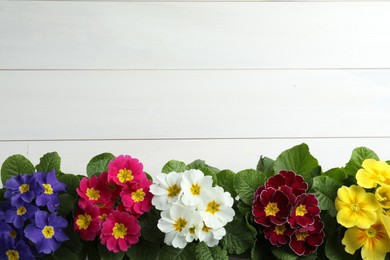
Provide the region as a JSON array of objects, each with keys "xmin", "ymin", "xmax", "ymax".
[
  {"xmin": 288, "ymin": 194, "xmax": 320, "ymax": 228},
  {"xmin": 74, "ymin": 203, "xmax": 102, "ymax": 241},
  {"xmin": 98, "ymin": 172, "xmax": 121, "ymax": 199},
  {"xmin": 264, "ymin": 223, "xmax": 294, "ymax": 246},
  {"xmin": 289, "ymin": 216, "xmax": 324, "ymax": 256},
  {"xmin": 252, "ymin": 187, "xmax": 292, "ymax": 227},
  {"xmin": 266, "ymin": 171, "xmax": 308, "ymax": 198}
]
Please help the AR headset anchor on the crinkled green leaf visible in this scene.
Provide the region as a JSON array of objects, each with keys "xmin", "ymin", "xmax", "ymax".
[
  {"xmin": 343, "ymin": 147, "xmax": 379, "ymax": 177},
  {"xmin": 162, "ymin": 160, "xmax": 187, "ymax": 174},
  {"xmin": 126, "ymin": 238, "xmax": 159, "ymax": 260},
  {"xmin": 271, "ymin": 247, "xmax": 297, "ymax": 260},
  {"xmin": 195, "ymin": 242, "xmax": 228, "ymax": 260},
  {"xmin": 257, "ymin": 156, "xmax": 275, "ymax": 178},
  {"xmin": 186, "ymin": 159, "xmax": 220, "ymax": 173},
  {"xmin": 58, "ymin": 193, "xmax": 76, "ymax": 216},
  {"xmin": 221, "ymin": 216, "xmax": 255, "ymax": 255},
  {"xmin": 36, "ymin": 152, "xmax": 61, "ymax": 173},
  {"xmin": 86, "ymin": 153, "xmax": 115, "ymax": 177},
  {"xmin": 323, "ymin": 168, "xmax": 347, "ymax": 184},
  {"xmin": 53, "ymin": 246, "xmax": 79, "ymax": 260},
  {"xmin": 273, "ymin": 143, "xmax": 319, "ymax": 183},
  {"xmin": 57, "ymin": 173, "xmax": 81, "ymax": 198},
  {"xmin": 139, "ymin": 208, "xmax": 164, "ymax": 244},
  {"xmin": 98, "ymin": 244, "xmax": 124, "ymax": 260},
  {"xmin": 200, "ymin": 166, "xmax": 218, "ymax": 186},
  {"xmin": 312, "ymin": 176, "xmax": 341, "ymax": 217},
  {"xmin": 1, "ymin": 154, "xmax": 35, "ymax": 185},
  {"xmin": 234, "ymin": 169, "xmax": 265, "ymax": 205},
  {"xmin": 159, "ymin": 244, "xmax": 196, "ymax": 260},
  {"xmin": 325, "ymin": 231, "xmax": 358, "ymax": 260},
  {"xmin": 217, "ymin": 170, "xmax": 236, "ymax": 197},
  {"xmin": 237, "ymin": 201, "xmax": 251, "ymax": 216}
]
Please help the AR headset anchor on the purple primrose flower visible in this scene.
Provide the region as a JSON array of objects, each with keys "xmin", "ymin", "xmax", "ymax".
[
  {"xmin": 5, "ymin": 203, "xmax": 39, "ymax": 229},
  {"xmin": 0, "ymin": 234, "xmax": 34, "ymax": 260},
  {"xmin": 34, "ymin": 170, "xmax": 66, "ymax": 212},
  {"xmin": 4, "ymin": 174, "xmax": 39, "ymax": 207}
]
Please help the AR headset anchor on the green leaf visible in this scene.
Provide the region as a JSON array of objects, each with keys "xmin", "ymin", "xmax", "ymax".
[
  {"xmin": 159, "ymin": 244, "xmax": 196, "ymax": 260},
  {"xmin": 325, "ymin": 231, "xmax": 358, "ymax": 260},
  {"xmin": 98, "ymin": 244, "xmax": 124, "ymax": 260},
  {"xmin": 36, "ymin": 152, "xmax": 61, "ymax": 173},
  {"xmin": 221, "ymin": 216, "xmax": 255, "ymax": 255},
  {"xmin": 57, "ymin": 173, "xmax": 81, "ymax": 198},
  {"xmin": 312, "ymin": 176, "xmax": 341, "ymax": 217},
  {"xmin": 217, "ymin": 170, "xmax": 237, "ymax": 197},
  {"xmin": 162, "ymin": 160, "xmax": 187, "ymax": 174},
  {"xmin": 271, "ymin": 247, "xmax": 297, "ymax": 260},
  {"xmin": 195, "ymin": 242, "xmax": 228, "ymax": 260},
  {"xmin": 1, "ymin": 154, "xmax": 35, "ymax": 185},
  {"xmin": 273, "ymin": 143, "xmax": 319, "ymax": 183},
  {"xmin": 257, "ymin": 156, "xmax": 275, "ymax": 178},
  {"xmin": 58, "ymin": 193, "xmax": 76, "ymax": 216},
  {"xmin": 87, "ymin": 153, "xmax": 115, "ymax": 177},
  {"xmin": 323, "ymin": 168, "xmax": 347, "ymax": 184},
  {"xmin": 145, "ymin": 172, "xmax": 153, "ymax": 181},
  {"xmin": 83, "ymin": 241, "xmax": 101, "ymax": 260},
  {"xmin": 186, "ymin": 159, "xmax": 220, "ymax": 173},
  {"xmin": 139, "ymin": 208, "xmax": 164, "ymax": 244},
  {"xmin": 234, "ymin": 169, "xmax": 265, "ymax": 205},
  {"xmin": 343, "ymin": 147, "xmax": 379, "ymax": 177},
  {"xmin": 237, "ymin": 201, "xmax": 251, "ymax": 215},
  {"xmin": 200, "ymin": 167, "xmax": 218, "ymax": 186},
  {"xmin": 245, "ymin": 212, "xmax": 257, "ymax": 238},
  {"xmin": 126, "ymin": 238, "xmax": 159, "ymax": 260},
  {"xmin": 53, "ymin": 245, "xmax": 79, "ymax": 260}
]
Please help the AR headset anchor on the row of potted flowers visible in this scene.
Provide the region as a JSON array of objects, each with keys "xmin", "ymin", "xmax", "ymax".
[{"xmin": 0, "ymin": 143, "xmax": 389, "ymax": 259}]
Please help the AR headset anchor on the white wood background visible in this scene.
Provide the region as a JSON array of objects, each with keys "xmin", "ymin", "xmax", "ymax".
[{"xmin": 1, "ymin": 1, "xmax": 390, "ymax": 179}]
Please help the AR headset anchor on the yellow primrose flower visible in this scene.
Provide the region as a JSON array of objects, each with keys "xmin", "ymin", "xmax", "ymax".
[
  {"xmin": 335, "ymin": 185, "xmax": 379, "ymax": 229},
  {"xmin": 342, "ymin": 218, "xmax": 390, "ymax": 260},
  {"xmin": 356, "ymin": 159, "xmax": 390, "ymax": 188},
  {"xmin": 376, "ymin": 186, "xmax": 390, "ymax": 209}
]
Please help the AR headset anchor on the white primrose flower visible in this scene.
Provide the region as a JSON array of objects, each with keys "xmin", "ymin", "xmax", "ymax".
[
  {"xmin": 180, "ymin": 169, "xmax": 213, "ymax": 207},
  {"xmin": 199, "ymin": 186, "xmax": 235, "ymax": 229},
  {"xmin": 198, "ymin": 222, "xmax": 227, "ymax": 247},
  {"xmin": 184, "ymin": 211, "xmax": 203, "ymax": 243},
  {"xmin": 157, "ymin": 204, "xmax": 195, "ymax": 249},
  {"xmin": 150, "ymin": 172, "xmax": 182, "ymax": 210}
]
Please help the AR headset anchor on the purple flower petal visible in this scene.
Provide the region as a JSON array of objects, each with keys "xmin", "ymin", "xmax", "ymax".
[
  {"xmin": 48, "ymin": 214, "xmax": 68, "ymax": 229},
  {"xmin": 24, "ymin": 224, "xmax": 44, "ymax": 243},
  {"xmin": 34, "ymin": 211, "xmax": 49, "ymax": 228},
  {"xmin": 54, "ymin": 229, "xmax": 69, "ymax": 242}
]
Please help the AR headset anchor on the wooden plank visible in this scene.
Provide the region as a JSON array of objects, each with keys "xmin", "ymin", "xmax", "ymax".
[
  {"xmin": 1, "ymin": 70, "xmax": 389, "ymax": 140},
  {"xmin": 1, "ymin": 138, "xmax": 389, "ymax": 178},
  {"xmin": 1, "ymin": 2, "xmax": 390, "ymax": 69}
]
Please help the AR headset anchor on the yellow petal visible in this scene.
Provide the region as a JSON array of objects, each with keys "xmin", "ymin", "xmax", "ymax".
[
  {"xmin": 359, "ymin": 193, "xmax": 380, "ymax": 212},
  {"xmin": 337, "ymin": 186, "xmax": 353, "ymax": 204},
  {"xmin": 355, "ymin": 209, "xmax": 377, "ymax": 229},
  {"xmin": 356, "ymin": 169, "xmax": 378, "ymax": 189},
  {"xmin": 335, "ymin": 197, "xmax": 350, "ymax": 211},
  {"xmin": 337, "ymin": 208, "xmax": 358, "ymax": 228},
  {"xmin": 361, "ymin": 245, "xmax": 387, "ymax": 260},
  {"xmin": 342, "ymin": 227, "xmax": 366, "ymax": 255},
  {"xmin": 351, "ymin": 185, "xmax": 368, "ymax": 203}
]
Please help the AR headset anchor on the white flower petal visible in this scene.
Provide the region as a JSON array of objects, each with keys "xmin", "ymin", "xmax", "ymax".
[{"xmin": 172, "ymin": 233, "xmax": 188, "ymax": 249}]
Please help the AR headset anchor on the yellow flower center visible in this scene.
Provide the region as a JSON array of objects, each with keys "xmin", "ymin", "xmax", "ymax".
[
  {"xmin": 189, "ymin": 226, "xmax": 196, "ymax": 234},
  {"xmin": 9, "ymin": 230, "xmax": 17, "ymax": 238},
  {"xmin": 295, "ymin": 204, "xmax": 308, "ymax": 216},
  {"xmin": 366, "ymin": 227, "xmax": 377, "ymax": 238},
  {"xmin": 43, "ymin": 184, "xmax": 53, "ymax": 195},
  {"xmin": 296, "ymin": 232, "xmax": 309, "ymax": 241},
  {"xmin": 205, "ymin": 200, "xmax": 220, "ymax": 214},
  {"xmin": 117, "ymin": 168, "xmax": 133, "ymax": 183},
  {"xmin": 96, "ymin": 202, "xmax": 105, "ymax": 208},
  {"xmin": 16, "ymin": 206, "xmax": 26, "ymax": 216},
  {"xmin": 265, "ymin": 202, "xmax": 279, "ymax": 216},
  {"xmin": 6, "ymin": 250, "xmax": 19, "ymax": 260},
  {"xmin": 274, "ymin": 224, "xmax": 286, "ymax": 235},
  {"xmin": 76, "ymin": 214, "xmax": 91, "ymax": 229},
  {"xmin": 86, "ymin": 188, "xmax": 100, "ymax": 200},
  {"xmin": 190, "ymin": 183, "xmax": 201, "ymax": 195},
  {"xmin": 351, "ymin": 203, "xmax": 360, "ymax": 211},
  {"xmin": 167, "ymin": 184, "xmax": 181, "ymax": 198},
  {"xmin": 99, "ymin": 214, "xmax": 107, "ymax": 221},
  {"xmin": 42, "ymin": 226, "xmax": 55, "ymax": 239},
  {"xmin": 19, "ymin": 184, "xmax": 29, "ymax": 194},
  {"xmin": 112, "ymin": 223, "xmax": 127, "ymax": 239},
  {"xmin": 173, "ymin": 218, "xmax": 188, "ymax": 232},
  {"xmin": 379, "ymin": 175, "xmax": 386, "ymax": 182},
  {"xmin": 202, "ymin": 223, "xmax": 212, "ymax": 233},
  {"xmin": 131, "ymin": 188, "xmax": 146, "ymax": 202}
]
